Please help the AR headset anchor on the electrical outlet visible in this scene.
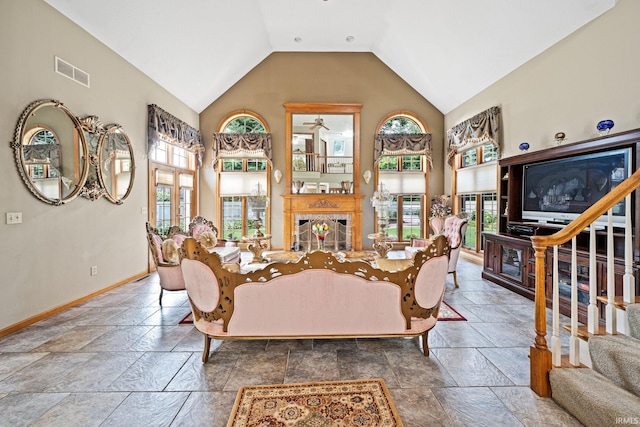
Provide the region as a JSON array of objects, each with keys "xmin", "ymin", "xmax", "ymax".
[
  {"xmin": 90, "ymin": 265, "xmax": 98, "ymax": 276},
  {"xmin": 140, "ymin": 207, "xmax": 148, "ymax": 215},
  {"xmin": 6, "ymin": 212, "xmax": 22, "ymax": 224}
]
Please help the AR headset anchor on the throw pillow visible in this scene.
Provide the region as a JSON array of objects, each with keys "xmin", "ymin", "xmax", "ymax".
[
  {"xmin": 161, "ymin": 239, "xmax": 180, "ymax": 264},
  {"xmin": 172, "ymin": 233, "xmax": 187, "ymax": 247},
  {"xmin": 198, "ymin": 230, "xmax": 218, "ymax": 249}
]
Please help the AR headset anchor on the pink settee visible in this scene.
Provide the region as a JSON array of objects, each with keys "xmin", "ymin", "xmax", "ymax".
[{"xmin": 181, "ymin": 235, "xmax": 451, "ymax": 362}]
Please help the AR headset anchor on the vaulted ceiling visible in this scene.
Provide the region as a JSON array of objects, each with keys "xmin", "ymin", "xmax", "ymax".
[{"xmin": 44, "ymin": 0, "xmax": 615, "ymax": 114}]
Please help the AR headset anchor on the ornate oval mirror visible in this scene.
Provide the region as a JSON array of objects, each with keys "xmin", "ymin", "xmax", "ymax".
[
  {"xmin": 12, "ymin": 99, "xmax": 89, "ymax": 205},
  {"xmin": 97, "ymin": 124, "xmax": 135, "ymax": 204}
]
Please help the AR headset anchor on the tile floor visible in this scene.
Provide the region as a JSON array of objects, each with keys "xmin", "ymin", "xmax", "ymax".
[{"xmin": 0, "ymin": 255, "xmax": 582, "ymax": 427}]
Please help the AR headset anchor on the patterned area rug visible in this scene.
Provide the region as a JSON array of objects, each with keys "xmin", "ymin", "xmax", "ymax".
[
  {"xmin": 178, "ymin": 300, "xmax": 465, "ymax": 324},
  {"xmin": 226, "ymin": 379, "xmax": 403, "ymax": 427}
]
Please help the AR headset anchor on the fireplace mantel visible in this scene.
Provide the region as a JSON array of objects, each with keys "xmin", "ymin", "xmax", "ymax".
[{"xmin": 282, "ymin": 193, "xmax": 365, "ymax": 251}]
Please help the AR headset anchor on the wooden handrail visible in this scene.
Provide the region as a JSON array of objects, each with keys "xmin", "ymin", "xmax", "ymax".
[{"xmin": 529, "ymin": 167, "xmax": 640, "ymax": 397}]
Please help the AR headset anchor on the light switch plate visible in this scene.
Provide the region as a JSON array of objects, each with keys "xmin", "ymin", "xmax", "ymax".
[{"xmin": 6, "ymin": 212, "xmax": 22, "ymax": 224}]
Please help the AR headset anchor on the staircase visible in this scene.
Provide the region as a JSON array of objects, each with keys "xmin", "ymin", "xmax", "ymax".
[
  {"xmin": 527, "ymin": 168, "xmax": 640, "ymax": 422},
  {"xmin": 549, "ymin": 304, "xmax": 640, "ymax": 426}
]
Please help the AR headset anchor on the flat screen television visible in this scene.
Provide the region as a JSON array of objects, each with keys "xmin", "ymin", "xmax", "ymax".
[{"xmin": 521, "ymin": 147, "xmax": 631, "ymax": 228}]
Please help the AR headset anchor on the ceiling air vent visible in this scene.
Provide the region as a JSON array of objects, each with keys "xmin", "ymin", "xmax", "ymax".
[{"xmin": 55, "ymin": 56, "xmax": 90, "ymax": 88}]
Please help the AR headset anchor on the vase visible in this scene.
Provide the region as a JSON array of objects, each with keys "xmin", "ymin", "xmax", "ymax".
[
  {"xmin": 597, "ymin": 119, "xmax": 614, "ymax": 136},
  {"xmin": 317, "ymin": 237, "xmax": 325, "ymax": 251}
]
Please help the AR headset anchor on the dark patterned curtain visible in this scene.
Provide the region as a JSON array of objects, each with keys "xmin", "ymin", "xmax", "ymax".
[
  {"xmin": 373, "ymin": 133, "xmax": 432, "ymax": 168},
  {"xmin": 211, "ymin": 133, "xmax": 273, "ymax": 169},
  {"xmin": 447, "ymin": 106, "xmax": 501, "ymax": 167},
  {"xmin": 22, "ymin": 144, "xmax": 61, "ymax": 173},
  {"xmin": 147, "ymin": 104, "xmax": 204, "ymax": 166}
]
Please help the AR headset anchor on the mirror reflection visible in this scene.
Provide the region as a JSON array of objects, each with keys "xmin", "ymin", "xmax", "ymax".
[
  {"xmin": 14, "ymin": 100, "xmax": 88, "ymax": 205},
  {"xmin": 291, "ymin": 113, "xmax": 354, "ymax": 194},
  {"xmin": 98, "ymin": 125, "xmax": 134, "ymax": 204}
]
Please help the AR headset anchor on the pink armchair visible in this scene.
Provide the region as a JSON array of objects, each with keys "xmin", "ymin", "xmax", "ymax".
[
  {"xmin": 405, "ymin": 213, "xmax": 468, "ymax": 287},
  {"xmin": 146, "ymin": 222, "xmax": 187, "ymax": 305}
]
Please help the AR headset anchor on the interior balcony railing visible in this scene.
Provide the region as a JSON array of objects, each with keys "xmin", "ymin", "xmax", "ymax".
[
  {"xmin": 529, "ymin": 167, "xmax": 640, "ymax": 397},
  {"xmin": 292, "ymin": 152, "xmax": 353, "ymax": 174}
]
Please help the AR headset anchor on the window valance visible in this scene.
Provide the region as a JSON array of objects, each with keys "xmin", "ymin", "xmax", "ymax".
[
  {"xmin": 211, "ymin": 133, "xmax": 273, "ymax": 169},
  {"xmin": 447, "ymin": 106, "xmax": 501, "ymax": 167},
  {"xmin": 374, "ymin": 133, "xmax": 432, "ymax": 168},
  {"xmin": 147, "ymin": 104, "xmax": 204, "ymax": 166},
  {"xmin": 23, "ymin": 144, "xmax": 61, "ymax": 172}
]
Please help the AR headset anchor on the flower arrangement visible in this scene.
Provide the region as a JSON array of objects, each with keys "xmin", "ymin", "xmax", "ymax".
[
  {"xmin": 430, "ymin": 194, "xmax": 452, "ymax": 218},
  {"xmin": 312, "ymin": 222, "xmax": 329, "ymax": 250},
  {"xmin": 312, "ymin": 222, "xmax": 329, "ymax": 239}
]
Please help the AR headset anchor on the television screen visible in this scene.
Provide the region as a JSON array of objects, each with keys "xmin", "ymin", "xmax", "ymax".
[{"xmin": 522, "ymin": 147, "xmax": 631, "ymax": 227}]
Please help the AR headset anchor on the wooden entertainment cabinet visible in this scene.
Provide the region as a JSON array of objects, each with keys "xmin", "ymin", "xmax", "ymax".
[{"xmin": 482, "ymin": 129, "xmax": 640, "ymax": 323}]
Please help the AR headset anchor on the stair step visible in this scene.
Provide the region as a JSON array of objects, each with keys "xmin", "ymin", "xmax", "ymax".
[
  {"xmin": 559, "ymin": 354, "xmax": 588, "ymax": 368},
  {"xmin": 562, "ymin": 324, "xmax": 607, "ymax": 341},
  {"xmin": 596, "ymin": 295, "xmax": 640, "ymax": 310}
]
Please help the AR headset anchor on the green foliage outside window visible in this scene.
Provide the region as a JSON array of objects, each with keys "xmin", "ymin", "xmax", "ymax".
[
  {"xmin": 224, "ymin": 117, "xmax": 266, "ymax": 133},
  {"xmin": 378, "ymin": 156, "xmax": 398, "ymax": 171},
  {"xmin": 379, "ymin": 117, "xmax": 421, "ymax": 134}
]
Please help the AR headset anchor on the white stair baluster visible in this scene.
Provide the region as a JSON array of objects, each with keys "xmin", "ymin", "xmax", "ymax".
[
  {"xmin": 551, "ymin": 245, "xmax": 562, "ymax": 366},
  {"xmin": 623, "ymin": 194, "xmax": 635, "ymax": 303},
  {"xmin": 569, "ymin": 237, "xmax": 580, "ymax": 366},
  {"xmin": 588, "ymin": 224, "xmax": 599, "ymax": 334},
  {"xmin": 606, "ymin": 209, "xmax": 617, "ymax": 334}
]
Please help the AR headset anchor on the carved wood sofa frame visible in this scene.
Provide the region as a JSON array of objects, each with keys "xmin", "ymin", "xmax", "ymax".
[{"xmin": 181, "ymin": 235, "xmax": 450, "ymax": 362}]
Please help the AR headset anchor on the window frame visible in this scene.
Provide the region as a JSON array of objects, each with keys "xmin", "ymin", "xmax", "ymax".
[
  {"xmin": 215, "ymin": 111, "xmax": 271, "ymax": 244},
  {"xmin": 374, "ymin": 111, "xmax": 430, "ymax": 242}
]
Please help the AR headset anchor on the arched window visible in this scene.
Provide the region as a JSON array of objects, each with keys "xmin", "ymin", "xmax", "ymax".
[
  {"xmin": 215, "ymin": 111, "xmax": 271, "ymax": 242},
  {"xmin": 375, "ymin": 112, "xmax": 430, "ymax": 242}
]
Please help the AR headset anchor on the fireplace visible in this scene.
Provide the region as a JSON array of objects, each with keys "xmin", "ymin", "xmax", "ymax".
[
  {"xmin": 294, "ymin": 214, "xmax": 351, "ymax": 251},
  {"xmin": 281, "ymin": 194, "xmax": 365, "ymax": 251}
]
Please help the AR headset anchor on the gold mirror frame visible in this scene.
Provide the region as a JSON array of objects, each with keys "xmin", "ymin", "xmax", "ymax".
[
  {"xmin": 97, "ymin": 124, "xmax": 135, "ymax": 204},
  {"xmin": 11, "ymin": 99, "xmax": 89, "ymax": 205},
  {"xmin": 285, "ymin": 103, "xmax": 361, "ymax": 195}
]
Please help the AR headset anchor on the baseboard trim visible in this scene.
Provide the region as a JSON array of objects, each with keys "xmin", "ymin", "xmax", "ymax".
[
  {"xmin": 0, "ymin": 271, "xmax": 149, "ymax": 339},
  {"xmin": 460, "ymin": 250, "xmax": 483, "ymax": 265}
]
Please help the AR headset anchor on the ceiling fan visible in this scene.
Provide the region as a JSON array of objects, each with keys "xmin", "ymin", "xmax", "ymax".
[{"xmin": 303, "ymin": 117, "xmax": 330, "ymax": 130}]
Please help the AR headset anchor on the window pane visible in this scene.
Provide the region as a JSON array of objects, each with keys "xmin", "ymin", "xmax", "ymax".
[
  {"xmin": 379, "ymin": 117, "xmax": 421, "ymax": 134},
  {"xmin": 224, "ymin": 117, "xmax": 266, "ymax": 133},
  {"xmin": 222, "ymin": 159, "xmax": 243, "ymax": 171},
  {"xmin": 156, "ymin": 187, "xmax": 172, "ymax": 236},
  {"xmin": 482, "ymin": 144, "xmax": 498, "ymax": 162},
  {"xmin": 480, "ymin": 193, "xmax": 497, "ymax": 250},
  {"xmin": 461, "ymin": 150, "xmax": 477, "ymax": 167},
  {"xmin": 172, "ymin": 146, "xmax": 188, "ymax": 168},
  {"xmin": 247, "ymin": 158, "xmax": 267, "ymax": 171},
  {"xmin": 179, "ymin": 187, "xmax": 192, "ymax": 231},
  {"xmin": 460, "ymin": 194, "xmax": 477, "ymax": 250},
  {"xmin": 402, "ymin": 195, "xmax": 422, "ymax": 240},
  {"xmin": 378, "ymin": 156, "xmax": 398, "ymax": 171},
  {"xmin": 151, "ymin": 140, "xmax": 168, "ymax": 163},
  {"xmin": 386, "ymin": 196, "xmax": 399, "ymax": 239},
  {"xmin": 401, "ymin": 156, "xmax": 422, "ymax": 171},
  {"xmin": 222, "ymin": 196, "xmax": 243, "ymax": 241}
]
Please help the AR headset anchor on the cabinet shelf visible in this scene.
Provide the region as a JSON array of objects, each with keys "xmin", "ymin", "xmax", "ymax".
[{"xmin": 484, "ymin": 128, "xmax": 640, "ymax": 323}]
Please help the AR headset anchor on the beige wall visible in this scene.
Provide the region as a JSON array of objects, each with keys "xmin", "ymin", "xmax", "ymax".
[
  {"xmin": 199, "ymin": 52, "xmax": 445, "ymax": 249},
  {"xmin": 0, "ymin": 0, "xmax": 198, "ymax": 330},
  {"xmin": 444, "ymin": 0, "xmax": 640, "ymax": 192}
]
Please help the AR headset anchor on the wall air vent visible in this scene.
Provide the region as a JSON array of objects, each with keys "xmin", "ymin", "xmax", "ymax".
[{"xmin": 55, "ymin": 56, "xmax": 90, "ymax": 88}]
